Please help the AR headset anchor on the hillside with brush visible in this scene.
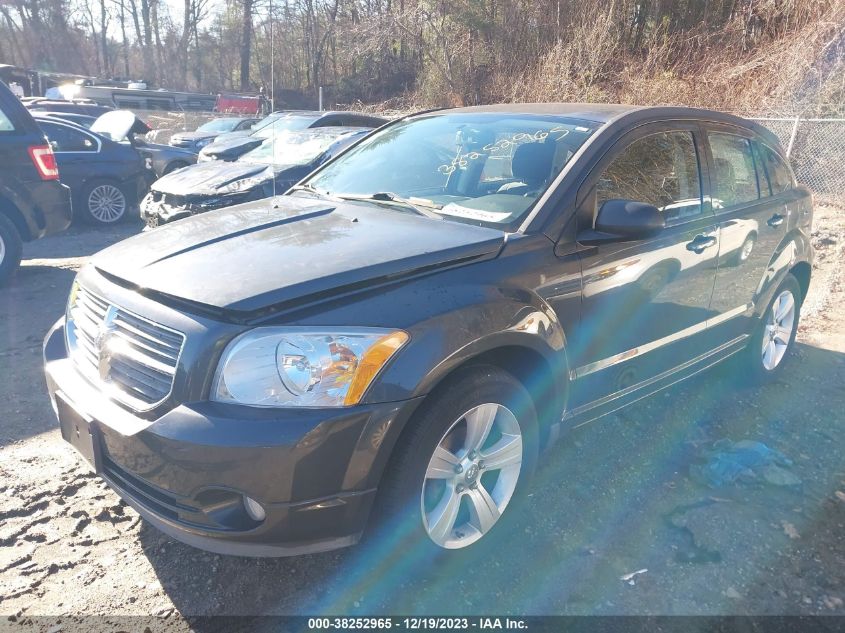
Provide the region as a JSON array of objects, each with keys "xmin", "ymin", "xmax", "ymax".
[{"xmin": 1, "ymin": 0, "xmax": 843, "ymax": 113}]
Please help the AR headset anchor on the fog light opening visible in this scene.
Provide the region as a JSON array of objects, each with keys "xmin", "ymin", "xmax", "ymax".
[{"xmin": 243, "ymin": 496, "xmax": 266, "ymax": 522}]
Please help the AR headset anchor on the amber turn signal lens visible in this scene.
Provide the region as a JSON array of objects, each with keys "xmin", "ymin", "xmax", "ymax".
[{"xmin": 344, "ymin": 331, "xmax": 409, "ymax": 405}]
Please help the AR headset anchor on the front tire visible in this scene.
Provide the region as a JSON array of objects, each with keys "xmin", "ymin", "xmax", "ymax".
[
  {"xmin": 0, "ymin": 213, "xmax": 23, "ymax": 285},
  {"xmin": 374, "ymin": 365, "xmax": 539, "ymax": 558},
  {"xmin": 77, "ymin": 179, "xmax": 129, "ymax": 225},
  {"xmin": 744, "ymin": 274, "xmax": 801, "ymax": 384}
]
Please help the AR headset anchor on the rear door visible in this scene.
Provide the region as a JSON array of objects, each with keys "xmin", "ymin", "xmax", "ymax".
[
  {"xmin": 563, "ymin": 123, "xmax": 720, "ymax": 408},
  {"xmin": 704, "ymin": 125, "xmax": 792, "ymax": 342}
]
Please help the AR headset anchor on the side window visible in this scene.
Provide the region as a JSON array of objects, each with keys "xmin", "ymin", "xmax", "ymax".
[
  {"xmin": 708, "ymin": 133, "xmax": 759, "ymax": 208},
  {"xmin": 42, "ymin": 123, "xmax": 97, "ymax": 152},
  {"xmin": 597, "ymin": 131, "xmax": 702, "ymax": 222},
  {"xmin": 0, "ymin": 106, "xmax": 14, "ymax": 132},
  {"xmin": 759, "ymin": 144, "xmax": 794, "ymax": 195}
]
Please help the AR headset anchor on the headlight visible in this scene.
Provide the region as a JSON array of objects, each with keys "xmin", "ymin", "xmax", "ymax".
[
  {"xmin": 212, "ymin": 328, "xmax": 409, "ymax": 407},
  {"xmin": 195, "ymin": 137, "xmax": 213, "ymax": 149}
]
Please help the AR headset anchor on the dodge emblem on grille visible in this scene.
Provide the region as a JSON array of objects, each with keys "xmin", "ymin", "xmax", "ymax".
[{"xmin": 94, "ymin": 306, "xmax": 119, "ymax": 382}]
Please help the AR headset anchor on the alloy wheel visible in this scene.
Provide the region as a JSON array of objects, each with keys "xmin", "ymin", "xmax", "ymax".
[
  {"xmin": 88, "ymin": 185, "xmax": 126, "ymax": 223},
  {"xmin": 761, "ymin": 289, "xmax": 795, "ymax": 371},
  {"xmin": 420, "ymin": 402, "xmax": 523, "ymax": 549},
  {"xmin": 740, "ymin": 236, "xmax": 755, "ymax": 261}
]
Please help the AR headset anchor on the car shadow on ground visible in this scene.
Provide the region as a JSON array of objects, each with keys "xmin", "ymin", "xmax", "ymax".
[{"xmin": 139, "ymin": 341, "xmax": 845, "ymax": 617}]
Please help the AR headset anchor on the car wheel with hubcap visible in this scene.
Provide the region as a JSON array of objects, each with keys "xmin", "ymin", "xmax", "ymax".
[
  {"xmin": 744, "ymin": 273, "xmax": 801, "ymax": 384},
  {"xmin": 373, "ymin": 365, "xmax": 539, "ymax": 559},
  {"xmin": 0, "ymin": 213, "xmax": 23, "ymax": 285},
  {"xmin": 78, "ymin": 179, "xmax": 128, "ymax": 225}
]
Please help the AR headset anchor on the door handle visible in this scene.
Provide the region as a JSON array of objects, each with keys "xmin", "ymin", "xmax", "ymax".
[
  {"xmin": 686, "ymin": 234, "xmax": 717, "ymax": 254},
  {"xmin": 767, "ymin": 213, "xmax": 785, "ymax": 227}
]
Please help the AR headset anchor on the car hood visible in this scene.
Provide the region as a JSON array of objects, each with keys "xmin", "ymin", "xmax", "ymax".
[
  {"xmin": 139, "ymin": 141, "xmax": 197, "ymax": 158},
  {"xmin": 91, "ymin": 110, "xmax": 151, "ymax": 142},
  {"xmin": 151, "ymin": 161, "xmax": 272, "ymax": 196},
  {"xmin": 172, "ymin": 131, "xmax": 217, "ymax": 142},
  {"xmin": 204, "ymin": 135, "xmax": 260, "ymax": 156},
  {"xmin": 92, "ymin": 196, "xmax": 504, "ymax": 315},
  {"xmin": 212, "ymin": 129, "xmax": 253, "ymax": 143}
]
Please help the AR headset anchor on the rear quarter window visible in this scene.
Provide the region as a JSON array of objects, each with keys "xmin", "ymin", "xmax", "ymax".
[{"xmin": 759, "ymin": 144, "xmax": 794, "ymax": 194}]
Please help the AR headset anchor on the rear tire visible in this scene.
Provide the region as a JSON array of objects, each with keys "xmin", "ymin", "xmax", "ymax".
[
  {"xmin": 371, "ymin": 365, "xmax": 539, "ymax": 562},
  {"xmin": 77, "ymin": 179, "xmax": 129, "ymax": 225},
  {"xmin": 0, "ymin": 213, "xmax": 23, "ymax": 286},
  {"xmin": 743, "ymin": 274, "xmax": 801, "ymax": 384}
]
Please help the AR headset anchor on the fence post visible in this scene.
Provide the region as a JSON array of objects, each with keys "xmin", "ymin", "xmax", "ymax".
[{"xmin": 785, "ymin": 116, "xmax": 800, "ymax": 158}]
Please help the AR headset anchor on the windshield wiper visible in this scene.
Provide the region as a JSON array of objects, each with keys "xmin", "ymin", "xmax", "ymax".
[
  {"xmin": 288, "ymin": 183, "xmax": 325, "ymax": 197},
  {"xmin": 335, "ymin": 192, "xmax": 443, "ymax": 219}
]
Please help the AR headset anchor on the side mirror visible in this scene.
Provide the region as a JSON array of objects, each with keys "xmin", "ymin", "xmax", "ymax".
[{"xmin": 580, "ymin": 199, "xmax": 665, "ymax": 244}]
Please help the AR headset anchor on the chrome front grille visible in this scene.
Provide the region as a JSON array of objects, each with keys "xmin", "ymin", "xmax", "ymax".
[{"xmin": 66, "ymin": 285, "xmax": 185, "ymax": 411}]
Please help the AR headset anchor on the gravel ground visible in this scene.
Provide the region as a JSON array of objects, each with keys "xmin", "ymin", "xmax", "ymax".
[{"xmin": 1, "ymin": 207, "xmax": 844, "ymax": 628}]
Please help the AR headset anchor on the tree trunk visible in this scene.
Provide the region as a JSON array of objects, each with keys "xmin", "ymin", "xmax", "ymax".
[
  {"xmin": 180, "ymin": 0, "xmax": 191, "ymax": 88},
  {"xmin": 116, "ymin": 0, "xmax": 130, "ymax": 77},
  {"xmin": 240, "ymin": 0, "xmax": 254, "ymax": 91},
  {"xmin": 100, "ymin": 0, "xmax": 110, "ymax": 77},
  {"xmin": 138, "ymin": 0, "xmax": 156, "ymax": 82}
]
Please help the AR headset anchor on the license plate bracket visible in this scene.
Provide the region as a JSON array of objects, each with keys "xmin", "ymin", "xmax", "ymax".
[{"xmin": 56, "ymin": 393, "xmax": 101, "ymax": 473}]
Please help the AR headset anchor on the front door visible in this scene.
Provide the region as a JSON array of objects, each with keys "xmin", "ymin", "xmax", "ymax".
[{"xmin": 562, "ymin": 124, "xmax": 720, "ymax": 412}]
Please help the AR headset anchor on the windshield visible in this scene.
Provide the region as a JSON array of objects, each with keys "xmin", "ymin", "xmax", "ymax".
[
  {"xmin": 304, "ymin": 113, "xmax": 597, "ymax": 228},
  {"xmin": 240, "ymin": 130, "xmax": 347, "ymax": 167},
  {"xmin": 250, "ymin": 113, "xmax": 283, "ymax": 132},
  {"xmin": 197, "ymin": 118, "xmax": 240, "ymax": 133},
  {"xmin": 254, "ymin": 115, "xmax": 319, "ymax": 139}
]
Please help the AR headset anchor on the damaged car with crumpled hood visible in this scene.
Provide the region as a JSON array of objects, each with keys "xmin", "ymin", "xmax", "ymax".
[{"xmin": 140, "ymin": 126, "xmax": 371, "ymax": 227}]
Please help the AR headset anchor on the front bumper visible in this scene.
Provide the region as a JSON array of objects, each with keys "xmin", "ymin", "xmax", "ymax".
[{"xmin": 44, "ymin": 319, "xmax": 420, "ymax": 557}]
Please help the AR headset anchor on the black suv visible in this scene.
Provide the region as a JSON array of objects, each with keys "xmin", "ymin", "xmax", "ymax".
[
  {"xmin": 45, "ymin": 104, "xmax": 812, "ymax": 558},
  {"xmin": 0, "ymin": 82, "xmax": 72, "ymax": 283}
]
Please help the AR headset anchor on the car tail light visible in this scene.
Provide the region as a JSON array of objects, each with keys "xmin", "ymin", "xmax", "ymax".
[{"xmin": 28, "ymin": 145, "xmax": 60, "ymax": 180}]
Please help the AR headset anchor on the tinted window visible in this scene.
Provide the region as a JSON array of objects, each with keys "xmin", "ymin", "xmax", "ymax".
[
  {"xmin": 597, "ymin": 131, "xmax": 702, "ymax": 222},
  {"xmin": 708, "ymin": 133, "xmax": 759, "ymax": 208},
  {"xmin": 759, "ymin": 144, "xmax": 794, "ymax": 194},
  {"xmin": 0, "ymin": 102, "xmax": 14, "ymax": 132},
  {"xmin": 197, "ymin": 118, "xmax": 241, "ymax": 133},
  {"xmin": 255, "ymin": 115, "xmax": 321, "ymax": 139},
  {"xmin": 42, "ymin": 122, "xmax": 97, "ymax": 152}
]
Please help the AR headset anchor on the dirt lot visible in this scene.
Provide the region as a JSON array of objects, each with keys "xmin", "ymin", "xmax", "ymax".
[{"xmin": 1, "ymin": 207, "xmax": 844, "ymax": 629}]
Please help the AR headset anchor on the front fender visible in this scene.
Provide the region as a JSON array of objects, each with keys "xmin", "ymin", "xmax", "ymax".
[{"xmin": 368, "ymin": 280, "xmax": 569, "ymax": 417}]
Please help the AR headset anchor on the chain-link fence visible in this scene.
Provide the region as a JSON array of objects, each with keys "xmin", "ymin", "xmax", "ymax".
[{"xmin": 750, "ymin": 115, "xmax": 845, "ymax": 207}]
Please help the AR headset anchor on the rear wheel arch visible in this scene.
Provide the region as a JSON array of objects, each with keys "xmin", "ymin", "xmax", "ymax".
[
  {"xmin": 163, "ymin": 160, "xmax": 189, "ymax": 175},
  {"xmin": 0, "ymin": 193, "xmax": 32, "ymax": 241},
  {"xmin": 789, "ymin": 261, "xmax": 811, "ymax": 305}
]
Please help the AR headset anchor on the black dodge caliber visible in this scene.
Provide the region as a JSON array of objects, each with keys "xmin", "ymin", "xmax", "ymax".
[{"xmin": 44, "ymin": 104, "xmax": 813, "ymax": 557}]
